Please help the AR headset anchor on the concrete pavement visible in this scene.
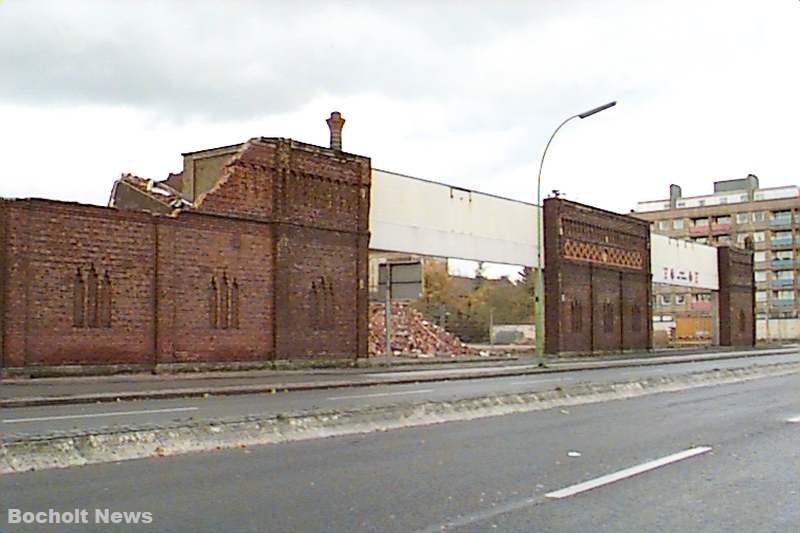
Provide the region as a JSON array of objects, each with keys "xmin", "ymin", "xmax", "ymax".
[
  {"xmin": 2, "ymin": 346, "xmax": 796, "ymax": 408},
  {"xmin": 2, "ymin": 373, "xmax": 798, "ymax": 532},
  {"xmin": 2, "ymin": 350, "xmax": 799, "ymax": 438}
]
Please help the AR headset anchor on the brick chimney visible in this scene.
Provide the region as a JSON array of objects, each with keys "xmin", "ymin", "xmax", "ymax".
[{"xmin": 326, "ymin": 111, "xmax": 345, "ymax": 151}]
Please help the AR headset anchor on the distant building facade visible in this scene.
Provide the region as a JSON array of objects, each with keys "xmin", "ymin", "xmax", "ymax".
[{"xmin": 633, "ymin": 175, "xmax": 797, "ymax": 329}]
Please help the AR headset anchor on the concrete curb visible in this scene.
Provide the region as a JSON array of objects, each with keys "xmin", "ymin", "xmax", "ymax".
[
  {"xmin": 3, "ymin": 361, "xmax": 798, "ymax": 474},
  {"xmin": 2, "ymin": 348, "xmax": 796, "ymax": 408}
]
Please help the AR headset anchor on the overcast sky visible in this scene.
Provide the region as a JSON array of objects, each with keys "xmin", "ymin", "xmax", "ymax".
[{"xmin": 1, "ymin": 0, "xmax": 799, "ymax": 215}]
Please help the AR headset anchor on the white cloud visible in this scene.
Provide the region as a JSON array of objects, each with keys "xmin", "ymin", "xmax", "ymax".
[{"xmin": 0, "ymin": 0, "xmax": 798, "ymax": 216}]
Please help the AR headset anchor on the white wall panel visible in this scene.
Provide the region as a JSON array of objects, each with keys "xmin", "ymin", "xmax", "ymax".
[
  {"xmin": 371, "ymin": 170, "xmax": 719, "ymax": 287},
  {"xmin": 650, "ymin": 234, "xmax": 718, "ymax": 290},
  {"xmin": 370, "ymin": 169, "xmax": 539, "ymax": 267}
]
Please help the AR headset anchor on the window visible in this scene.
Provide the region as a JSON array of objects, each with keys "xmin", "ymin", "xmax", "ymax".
[
  {"xmin": 774, "ymin": 290, "xmax": 794, "ymax": 300},
  {"xmin": 672, "ymin": 219, "xmax": 684, "ymax": 230},
  {"xmin": 658, "ymin": 220, "xmax": 670, "ymax": 231},
  {"xmin": 675, "ymin": 294, "xmax": 686, "ymax": 305},
  {"xmin": 714, "ymin": 216, "xmax": 731, "ymax": 224},
  {"xmin": 660, "ymin": 294, "xmax": 672, "ymax": 305},
  {"xmin": 736, "ymin": 212, "xmax": 750, "ymax": 224},
  {"xmin": 209, "ymin": 272, "xmax": 241, "ymax": 330},
  {"xmin": 736, "ymin": 233, "xmax": 749, "ymax": 245},
  {"xmin": 692, "ymin": 293, "xmax": 711, "ymax": 303},
  {"xmin": 570, "ymin": 299, "xmax": 583, "ymax": 333},
  {"xmin": 755, "ymin": 291, "xmax": 767, "ymax": 302},
  {"xmin": 753, "ymin": 211, "xmax": 766, "ymax": 222},
  {"xmin": 718, "ymin": 235, "xmax": 731, "ymax": 244},
  {"xmin": 775, "ymin": 250, "xmax": 793, "ymax": 260},
  {"xmin": 754, "ymin": 271, "xmax": 767, "ymax": 282},
  {"xmin": 754, "ymin": 251, "xmax": 767, "ymax": 262},
  {"xmin": 694, "ymin": 237, "xmax": 709, "ymax": 244},
  {"xmin": 753, "ymin": 231, "xmax": 765, "ymax": 242},
  {"xmin": 73, "ymin": 264, "xmax": 112, "ymax": 329},
  {"xmin": 602, "ymin": 302, "xmax": 614, "ymax": 333},
  {"xmin": 631, "ymin": 304, "xmax": 642, "ymax": 333},
  {"xmin": 310, "ymin": 276, "xmax": 335, "ymax": 330},
  {"xmin": 691, "ymin": 217, "xmax": 709, "ymax": 227},
  {"xmin": 775, "ymin": 270, "xmax": 794, "ymax": 280}
]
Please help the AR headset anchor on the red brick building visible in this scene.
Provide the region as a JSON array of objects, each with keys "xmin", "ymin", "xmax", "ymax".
[{"xmin": 0, "ymin": 113, "xmax": 371, "ymax": 375}]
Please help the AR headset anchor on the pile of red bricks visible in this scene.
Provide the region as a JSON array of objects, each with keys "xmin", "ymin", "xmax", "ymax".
[{"xmin": 368, "ymin": 302, "xmax": 477, "ymax": 356}]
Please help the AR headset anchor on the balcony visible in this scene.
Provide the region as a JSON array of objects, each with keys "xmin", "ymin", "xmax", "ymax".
[
  {"xmin": 710, "ymin": 223, "xmax": 731, "ymax": 234},
  {"xmin": 771, "ymin": 258, "xmax": 794, "ymax": 269},
  {"xmin": 770, "ymin": 237, "xmax": 794, "ymax": 248},
  {"xmin": 772, "ymin": 298, "xmax": 795, "ymax": 307},
  {"xmin": 772, "ymin": 279, "xmax": 794, "ymax": 288},
  {"xmin": 688, "ymin": 225, "xmax": 709, "ymax": 235},
  {"xmin": 769, "ymin": 217, "xmax": 792, "ymax": 227}
]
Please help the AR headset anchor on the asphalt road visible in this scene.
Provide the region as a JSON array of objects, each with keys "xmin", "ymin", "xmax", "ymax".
[
  {"xmin": 2, "ymin": 351, "xmax": 798, "ymax": 438},
  {"xmin": 2, "ymin": 373, "xmax": 798, "ymax": 532}
]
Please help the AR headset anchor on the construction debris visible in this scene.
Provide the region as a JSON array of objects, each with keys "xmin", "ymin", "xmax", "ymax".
[{"xmin": 368, "ymin": 302, "xmax": 477, "ymax": 357}]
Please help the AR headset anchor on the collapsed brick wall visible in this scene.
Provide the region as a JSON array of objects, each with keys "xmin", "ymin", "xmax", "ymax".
[
  {"xmin": 544, "ymin": 198, "xmax": 652, "ymax": 355},
  {"xmin": 717, "ymin": 245, "xmax": 755, "ymax": 347},
  {"xmin": 0, "ymin": 137, "xmax": 371, "ymax": 370},
  {"xmin": 368, "ymin": 302, "xmax": 476, "ymax": 356}
]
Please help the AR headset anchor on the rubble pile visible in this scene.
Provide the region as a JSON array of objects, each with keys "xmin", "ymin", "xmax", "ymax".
[{"xmin": 368, "ymin": 302, "xmax": 477, "ymax": 356}]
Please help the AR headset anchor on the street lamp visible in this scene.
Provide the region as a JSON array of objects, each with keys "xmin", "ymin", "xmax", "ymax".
[{"xmin": 534, "ymin": 101, "xmax": 617, "ymax": 366}]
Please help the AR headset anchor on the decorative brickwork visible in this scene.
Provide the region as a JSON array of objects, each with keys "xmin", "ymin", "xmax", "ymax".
[
  {"xmin": 562, "ymin": 239, "xmax": 644, "ymax": 270},
  {"xmin": 544, "ymin": 198, "xmax": 652, "ymax": 355}
]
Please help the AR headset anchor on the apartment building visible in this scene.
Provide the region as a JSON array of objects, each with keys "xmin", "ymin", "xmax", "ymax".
[{"xmin": 633, "ymin": 175, "xmax": 798, "ymax": 334}]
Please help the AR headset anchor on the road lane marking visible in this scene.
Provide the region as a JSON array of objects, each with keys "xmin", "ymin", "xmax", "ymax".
[
  {"xmin": 786, "ymin": 415, "xmax": 800, "ymax": 423},
  {"xmin": 327, "ymin": 389, "xmax": 434, "ymax": 401},
  {"xmin": 545, "ymin": 446, "xmax": 712, "ymax": 499},
  {"xmin": 2, "ymin": 406, "xmax": 198, "ymax": 424},
  {"xmin": 366, "ymin": 366, "xmax": 539, "ymax": 378},
  {"xmin": 508, "ymin": 377, "xmax": 572, "ymax": 385}
]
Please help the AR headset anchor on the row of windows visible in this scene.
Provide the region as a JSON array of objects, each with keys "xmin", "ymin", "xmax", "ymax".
[
  {"xmin": 656, "ymin": 290, "xmax": 798, "ymax": 306},
  {"xmin": 654, "ymin": 210, "xmax": 797, "ymax": 231},
  {"xmin": 687, "ymin": 232, "xmax": 798, "ymax": 247},
  {"xmin": 656, "ymin": 293, "xmax": 711, "ymax": 306},
  {"xmin": 756, "ymin": 290, "xmax": 798, "ymax": 302}
]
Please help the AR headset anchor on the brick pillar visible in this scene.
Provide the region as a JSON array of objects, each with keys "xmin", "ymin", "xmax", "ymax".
[{"xmin": 717, "ymin": 245, "xmax": 755, "ymax": 346}]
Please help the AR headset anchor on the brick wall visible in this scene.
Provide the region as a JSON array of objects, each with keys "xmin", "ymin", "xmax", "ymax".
[
  {"xmin": 1, "ymin": 200, "xmax": 155, "ymax": 367},
  {"xmin": 0, "ymin": 137, "xmax": 371, "ymax": 371},
  {"xmin": 717, "ymin": 245, "xmax": 755, "ymax": 346},
  {"xmin": 544, "ymin": 198, "xmax": 652, "ymax": 355},
  {"xmin": 157, "ymin": 214, "xmax": 274, "ymax": 363}
]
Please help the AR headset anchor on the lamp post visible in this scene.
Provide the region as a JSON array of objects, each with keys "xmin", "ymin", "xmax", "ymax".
[{"xmin": 535, "ymin": 101, "xmax": 617, "ymax": 366}]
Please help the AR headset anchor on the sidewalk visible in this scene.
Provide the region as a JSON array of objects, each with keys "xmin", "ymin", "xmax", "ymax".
[{"xmin": 1, "ymin": 345, "xmax": 796, "ymax": 408}]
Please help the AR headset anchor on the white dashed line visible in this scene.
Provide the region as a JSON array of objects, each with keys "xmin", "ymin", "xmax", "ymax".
[
  {"xmin": 786, "ymin": 415, "xmax": 800, "ymax": 423},
  {"xmin": 327, "ymin": 389, "xmax": 434, "ymax": 401},
  {"xmin": 2, "ymin": 406, "xmax": 199, "ymax": 424},
  {"xmin": 545, "ymin": 446, "xmax": 712, "ymax": 499},
  {"xmin": 508, "ymin": 377, "xmax": 572, "ymax": 386}
]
